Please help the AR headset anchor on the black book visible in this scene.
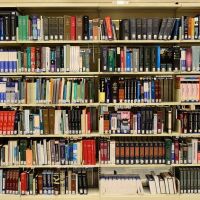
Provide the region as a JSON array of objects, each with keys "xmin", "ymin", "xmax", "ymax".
[
  {"xmin": 142, "ymin": 18, "xmax": 147, "ymax": 40},
  {"xmin": 101, "ymin": 47, "xmax": 108, "ymax": 72},
  {"xmin": 55, "ymin": 46, "xmax": 61, "ymax": 72},
  {"xmin": 111, "ymin": 78, "xmax": 118, "ymax": 103},
  {"xmin": 139, "ymin": 47, "xmax": 144, "ymax": 71},
  {"xmin": 173, "ymin": 46, "xmax": 181, "ymax": 71},
  {"xmin": 78, "ymin": 171, "xmax": 84, "ymax": 194},
  {"xmin": 53, "ymin": 170, "xmax": 60, "ymax": 195},
  {"xmin": 144, "ymin": 47, "xmax": 151, "ymax": 72},
  {"xmin": 130, "ymin": 18, "xmax": 136, "ymax": 40},
  {"xmin": 166, "ymin": 47, "xmax": 173, "ymax": 71},
  {"xmin": 78, "ymin": 109, "xmax": 81, "ymax": 134},
  {"xmin": 147, "ymin": 18, "xmax": 153, "ymax": 40},
  {"xmin": 82, "ymin": 170, "xmax": 88, "ymax": 194},
  {"xmin": 198, "ymin": 113, "xmax": 200, "ymax": 133},
  {"xmin": 158, "ymin": 18, "xmax": 168, "ymax": 40},
  {"xmin": 160, "ymin": 48, "xmax": 167, "ymax": 71},
  {"xmin": 43, "ymin": 16, "xmax": 49, "ymax": 40},
  {"xmin": 83, "ymin": 16, "xmax": 89, "ymax": 40},
  {"xmin": 141, "ymin": 110, "xmax": 146, "ymax": 134},
  {"xmin": 58, "ymin": 17, "xmax": 64, "ymax": 40},
  {"xmin": 153, "ymin": 18, "xmax": 161, "ymax": 39},
  {"xmin": 3, "ymin": 15, "xmax": 10, "ymax": 40},
  {"xmin": 120, "ymin": 19, "xmax": 130, "ymax": 40},
  {"xmin": 48, "ymin": 17, "xmax": 53, "ymax": 40},
  {"xmin": 136, "ymin": 18, "xmax": 142, "ymax": 40},
  {"xmin": 151, "ymin": 46, "xmax": 156, "ymax": 71},
  {"xmin": 68, "ymin": 110, "xmax": 72, "ymax": 134}
]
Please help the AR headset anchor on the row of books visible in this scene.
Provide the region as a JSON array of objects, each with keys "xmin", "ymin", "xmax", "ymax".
[
  {"xmin": 99, "ymin": 77, "xmax": 173, "ymax": 103},
  {"xmin": 3, "ymin": 107, "xmax": 200, "ymax": 136},
  {"xmin": 1, "ymin": 45, "xmax": 200, "ymax": 73},
  {"xmin": 99, "ymin": 138, "xmax": 200, "ymax": 165},
  {"xmin": 177, "ymin": 110, "xmax": 200, "ymax": 134},
  {"xmin": 100, "ymin": 107, "xmax": 172, "ymax": 134},
  {"xmin": 0, "ymin": 78, "xmax": 96, "ymax": 104},
  {"xmin": 0, "ymin": 12, "xmax": 181, "ymax": 41},
  {"xmin": 0, "ymin": 46, "xmax": 95, "ymax": 73},
  {"xmin": 15, "ymin": 107, "xmax": 98, "ymax": 135},
  {"xmin": 176, "ymin": 77, "xmax": 200, "ymax": 102},
  {"xmin": 176, "ymin": 167, "xmax": 200, "ymax": 193},
  {"xmin": 100, "ymin": 171, "xmax": 177, "ymax": 195},
  {"xmin": 0, "ymin": 169, "xmax": 90, "ymax": 195},
  {"xmin": 0, "ymin": 139, "xmax": 96, "ymax": 166}
]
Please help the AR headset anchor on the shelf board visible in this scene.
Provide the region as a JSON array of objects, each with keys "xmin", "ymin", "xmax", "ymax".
[
  {"xmin": 0, "ymin": 164, "xmax": 99, "ymax": 169},
  {"xmin": 100, "ymin": 102, "xmax": 180, "ymax": 106},
  {"xmin": 2, "ymin": 39, "xmax": 200, "ymax": 45},
  {"xmin": 0, "ymin": 103, "xmax": 99, "ymax": 107},
  {"xmin": 0, "ymin": 133, "xmax": 101, "ymax": 138}
]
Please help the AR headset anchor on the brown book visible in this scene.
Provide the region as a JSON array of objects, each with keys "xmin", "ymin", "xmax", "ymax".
[
  {"xmin": 48, "ymin": 108, "xmax": 55, "ymax": 135},
  {"xmin": 6, "ymin": 170, "xmax": 10, "ymax": 194},
  {"xmin": 71, "ymin": 172, "xmax": 77, "ymax": 194},
  {"xmin": 68, "ymin": 170, "xmax": 72, "ymax": 193},
  {"xmin": 103, "ymin": 111, "xmax": 110, "ymax": 134},
  {"xmin": 118, "ymin": 78, "xmax": 125, "ymax": 102},
  {"xmin": 144, "ymin": 142, "xmax": 149, "ymax": 164},
  {"xmin": 149, "ymin": 142, "xmax": 154, "ymax": 164},
  {"xmin": 76, "ymin": 16, "xmax": 82, "ymax": 40},
  {"xmin": 153, "ymin": 142, "xmax": 159, "ymax": 164},
  {"xmin": 64, "ymin": 15, "xmax": 71, "ymax": 40},
  {"xmin": 42, "ymin": 109, "xmax": 49, "ymax": 134},
  {"xmin": 92, "ymin": 18, "xmax": 99, "ymax": 40},
  {"xmin": 37, "ymin": 174, "xmax": 43, "ymax": 194}
]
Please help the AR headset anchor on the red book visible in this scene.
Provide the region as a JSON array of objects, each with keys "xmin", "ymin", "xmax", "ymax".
[
  {"xmin": 198, "ymin": 141, "xmax": 200, "ymax": 164},
  {"xmin": 186, "ymin": 48, "xmax": 192, "ymax": 72},
  {"xmin": 70, "ymin": 16, "xmax": 76, "ymax": 40},
  {"xmin": 100, "ymin": 141, "xmax": 104, "ymax": 164},
  {"xmin": 91, "ymin": 139, "xmax": 96, "ymax": 165},
  {"xmin": 20, "ymin": 172, "xmax": 27, "ymax": 195},
  {"xmin": 0, "ymin": 111, "xmax": 3, "ymax": 134},
  {"xmin": 120, "ymin": 49, "xmax": 125, "ymax": 72},
  {"xmin": 104, "ymin": 141, "xmax": 108, "ymax": 163},
  {"xmin": 82, "ymin": 140, "xmax": 88, "ymax": 165},
  {"xmin": 11, "ymin": 111, "xmax": 16, "ymax": 134},
  {"xmin": 87, "ymin": 140, "xmax": 92, "ymax": 164},
  {"xmin": 7, "ymin": 111, "xmax": 12, "ymax": 135},
  {"xmin": 174, "ymin": 139, "xmax": 179, "ymax": 164},
  {"xmin": 2, "ymin": 111, "xmax": 8, "ymax": 135},
  {"xmin": 104, "ymin": 16, "xmax": 113, "ymax": 40},
  {"xmin": 31, "ymin": 47, "xmax": 36, "ymax": 72}
]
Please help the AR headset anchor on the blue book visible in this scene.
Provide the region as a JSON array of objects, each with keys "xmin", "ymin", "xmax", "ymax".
[
  {"xmin": 73, "ymin": 143, "xmax": 78, "ymax": 163},
  {"xmin": 106, "ymin": 78, "xmax": 111, "ymax": 103},
  {"xmin": 143, "ymin": 79, "xmax": 148, "ymax": 103},
  {"xmin": 137, "ymin": 112, "xmax": 141, "ymax": 134},
  {"xmin": 63, "ymin": 84, "xmax": 67, "ymax": 103},
  {"xmin": 65, "ymin": 144, "xmax": 68, "ymax": 164},
  {"xmin": 136, "ymin": 80, "xmax": 141, "ymax": 103},
  {"xmin": 32, "ymin": 16, "xmax": 38, "ymax": 40},
  {"xmin": 0, "ymin": 59, "xmax": 3, "ymax": 72},
  {"xmin": 50, "ymin": 49, "xmax": 55, "ymax": 72},
  {"xmin": 126, "ymin": 51, "xmax": 131, "ymax": 72},
  {"xmin": 151, "ymin": 79, "xmax": 155, "ymax": 103},
  {"xmin": 156, "ymin": 46, "xmax": 161, "ymax": 71},
  {"xmin": 171, "ymin": 18, "xmax": 180, "ymax": 40},
  {"xmin": 89, "ymin": 20, "xmax": 93, "ymax": 40},
  {"xmin": 0, "ymin": 169, "xmax": 2, "ymax": 193},
  {"xmin": 4, "ymin": 53, "xmax": 8, "ymax": 72},
  {"xmin": 0, "ymin": 17, "xmax": 3, "ymax": 41}
]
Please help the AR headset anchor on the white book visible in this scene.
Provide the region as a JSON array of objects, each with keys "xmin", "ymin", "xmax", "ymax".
[
  {"xmin": 24, "ymin": 109, "xmax": 30, "ymax": 134},
  {"xmin": 151, "ymin": 173, "xmax": 161, "ymax": 194},
  {"xmin": 55, "ymin": 110, "xmax": 62, "ymax": 134},
  {"xmin": 110, "ymin": 140, "xmax": 115, "ymax": 164},
  {"xmin": 192, "ymin": 139, "xmax": 198, "ymax": 164},
  {"xmin": 153, "ymin": 113, "xmax": 158, "ymax": 134},
  {"xmin": 43, "ymin": 139, "xmax": 47, "ymax": 165}
]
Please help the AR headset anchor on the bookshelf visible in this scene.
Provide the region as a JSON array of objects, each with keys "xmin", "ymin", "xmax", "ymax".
[{"xmin": 1, "ymin": 0, "xmax": 200, "ymax": 200}]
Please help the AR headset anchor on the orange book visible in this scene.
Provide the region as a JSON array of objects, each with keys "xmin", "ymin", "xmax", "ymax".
[
  {"xmin": 26, "ymin": 148, "xmax": 33, "ymax": 166},
  {"xmin": 103, "ymin": 111, "xmax": 110, "ymax": 133},
  {"xmin": 191, "ymin": 17, "xmax": 195, "ymax": 39},
  {"xmin": 105, "ymin": 16, "xmax": 113, "ymax": 40},
  {"xmin": 188, "ymin": 17, "xmax": 193, "ymax": 39},
  {"xmin": 118, "ymin": 78, "xmax": 125, "ymax": 102},
  {"xmin": 92, "ymin": 18, "xmax": 99, "ymax": 40}
]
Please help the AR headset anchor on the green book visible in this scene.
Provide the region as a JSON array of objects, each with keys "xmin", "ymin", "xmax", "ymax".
[
  {"xmin": 108, "ymin": 48, "xmax": 115, "ymax": 72},
  {"xmin": 165, "ymin": 138, "xmax": 172, "ymax": 165},
  {"xmin": 26, "ymin": 47, "xmax": 31, "ymax": 72},
  {"xmin": 89, "ymin": 79, "xmax": 94, "ymax": 103},
  {"xmin": 24, "ymin": 15, "xmax": 29, "ymax": 40},
  {"xmin": 29, "ymin": 172, "xmax": 34, "ymax": 194},
  {"xmin": 81, "ymin": 79, "xmax": 85, "ymax": 102},
  {"xmin": 18, "ymin": 16, "xmax": 23, "ymax": 40}
]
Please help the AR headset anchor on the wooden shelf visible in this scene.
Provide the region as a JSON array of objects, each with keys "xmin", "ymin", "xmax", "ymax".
[
  {"xmin": 3, "ymin": 39, "xmax": 200, "ymax": 45},
  {"xmin": 0, "ymin": 164, "xmax": 99, "ymax": 168}
]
